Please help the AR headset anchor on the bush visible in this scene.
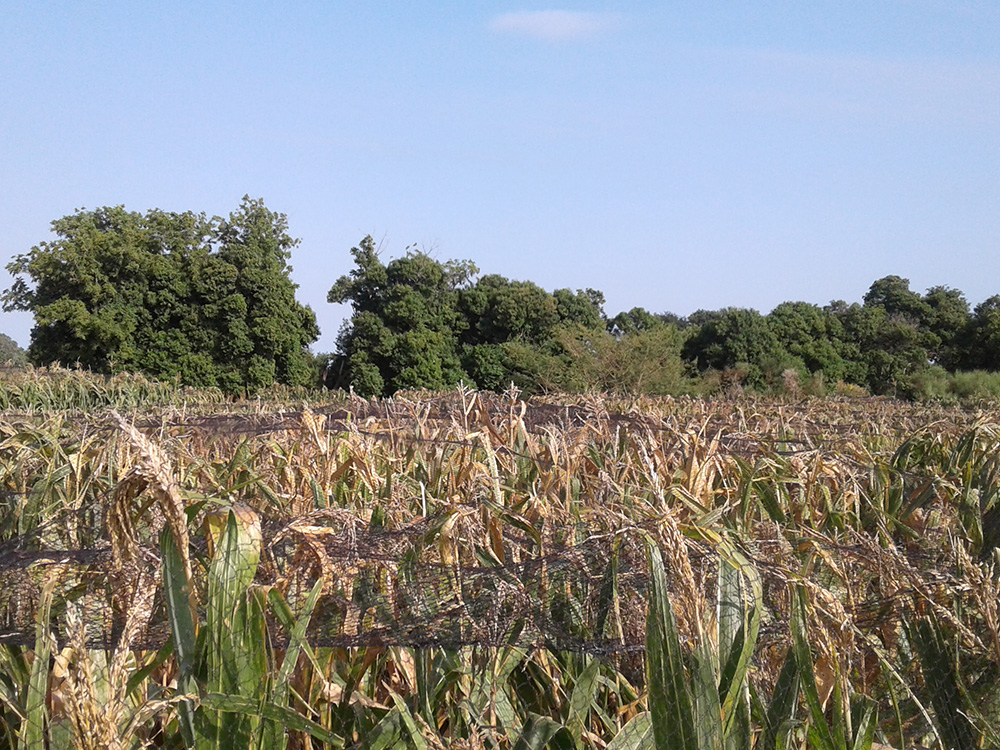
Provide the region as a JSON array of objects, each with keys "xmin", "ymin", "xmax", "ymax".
[
  {"xmin": 834, "ymin": 380, "xmax": 869, "ymax": 397},
  {"xmin": 802, "ymin": 371, "xmax": 828, "ymax": 397},
  {"xmin": 949, "ymin": 370, "xmax": 1000, "ymax": 401},
  {"xmin": 908, "ymin": 365, "xmax": 954, "ymax": 403}
]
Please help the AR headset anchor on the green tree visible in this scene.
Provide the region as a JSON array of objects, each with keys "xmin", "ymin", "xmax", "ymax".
[
  {"xmin": 553, "ymin": 287, "xmax": 606, "ymax": 329},
  {"xmin": 922, "ymin": 285, "xmax": 971, "ymax": 369},
  {"xmin": 608, "ymin": 307, "xmax": 684, "ymax": 337},
  {"xmin": 832, "ymin": 300, "xmax": 928, "ymax": 396},
  {"xmin": 842, "ymin": 275, "xmax": 947, "ymax": 396},
  {"xmin": 863, "ymin": 275, "xmax": 931, "ymax": 321},
  {"xmin": 0, "ymin": 334, "xmax": 27, "ymax": 366},
  {"xmin": 3, "ymin": 198, "xmax": 318, "ymax": 392},
  {"xmin": 961, "ymin": 296, "xmax": 1000, "ymax": 371},
  {"xmin": 330, "ymin": 240, "xmax": 612, "ymax": 396},
  {"xmin": 767, "ymin": 301, "xmax": 848, "ymax": 383},
  {"xmin": 328, "ymin": 237, "xmax": 476, "ymax": 396},
  {"xmin": 682, "ymin": 308, "xmax": 787, "ymax": 389},
  {"xmin": 458, "ymin": 275, "xmax": 560, "ymax": 346}
]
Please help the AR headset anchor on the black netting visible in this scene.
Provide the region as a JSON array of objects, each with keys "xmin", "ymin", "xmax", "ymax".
[{"xmin": 2, "ymin": 396, "xmax": 999, "ymax": 748}]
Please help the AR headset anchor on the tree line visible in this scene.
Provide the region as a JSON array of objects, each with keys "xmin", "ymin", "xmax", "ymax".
[
  {"xmin": 326, "ymin": 237, "xmax": 1000, "ymax": 400},
  {"xmin": 6, "ymin": 202, "xmax": 1000, "ymax": 400}
]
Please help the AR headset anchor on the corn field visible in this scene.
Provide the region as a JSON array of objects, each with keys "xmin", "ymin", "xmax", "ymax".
[{"xmin": 3, "ymin": 370, "xmax": 1000, "ymax": 748}]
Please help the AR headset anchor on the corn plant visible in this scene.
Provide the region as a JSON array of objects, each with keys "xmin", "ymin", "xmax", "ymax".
[{"xmin": 162, "ymin": 509, "xmax": 335, "ymax": 749}]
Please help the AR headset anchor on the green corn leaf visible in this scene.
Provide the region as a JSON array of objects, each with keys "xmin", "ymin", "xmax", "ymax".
[
  {"xmin": 20, "ymin": 575, "xmax": 55, "ymax": 750},
  {"xmin": 716, "ymin": 547, "xmax": 761, "ymax": 750},
  {"xmin": 717, "ymin": 556, "xmax": 744, "ymax": 673},
  {"xmin": 906, "ymin": 616, "xmax": 978, "ymax": 750},
  {"xmin": 266, "ymin": 586, "xmax": 325, "ymax": 676},
  {"xmin": 413, "ymin": 649, "xmax": 433, "ymax": 729},
  {"xmin": 125, "ymin": 639, "xmax": 174, "ymax": 697},
  {"xmin": 512, "ymin": 713, "xmax": 573, "ymax": 750},
  {"xmin": 851, "ymin": 627, "xmax": 941, "ymax": 750},
  {"xmin": 0, "ymin": 663, "xmax": 26, "ymax": 723},
  {"xmin": 483, "ymin": 643, "xmax": 527, "ymax": 738},
  {"xmin": 201, "ymin": 692, "xmax": 344, "ymax": 748},
  {"xmin": 791, "ymin": 590, "xmax": 841, "ymax": 750},
  {"xmin": 389, "ymin": 690, "xmax": 429, "ymax": 750},
  {"xmin": 271, "ymin": 579, "xmax": 324, "ymax": 700},
  {"xmin": 595, "ymin": 541, "xmax": 620, "ymax": 640},
  {"xmin": 691, "ymin": 641, "xmax": 724, "ymax": 750},
  {"xmin": 849, "ymin": 696, "xmax": 877, "ymax": 750},
  {"xmin": 201, "ymin": 511, "xmax": 267, "ymax": 749},
  {"xmin": 492, "ymin": 687, "xmax": 521, "ymax": 740},
  {"xmin": 757, "ymin": 646, "xmax": 800, "ymax": 750},
  {"xmin": 161, "ymin": 526, "xmax": 199, "ymax": 748},
  {"xmin": 258, "ymin": 582, "xmax": 323, "ymax": 750},
  {"xmin": 366, "ymin": 707, "xmax": 402, "ymax": 750},
  {"xmin": 310, "ymin": 478, "xmax": 325, "ymax": 509},
  {"xmin": 606, "ymin": 712, "xmax": 654, "ymax": 750},
  {"xmin": 753, "ymin": 478, "xmax": 787, "ymax": 524},
  {"xmin": 644, "ymin": 537, "xmax": 699, "ymax": 750},
  {"xmin": 568, "ymin": 656, "xmax": 601, "ymax": 743}
]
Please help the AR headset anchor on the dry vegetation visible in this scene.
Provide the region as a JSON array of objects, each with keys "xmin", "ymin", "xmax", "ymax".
[{"xmin": 2, "ymin": 368, "xmax": 1000, "ymax": 748}]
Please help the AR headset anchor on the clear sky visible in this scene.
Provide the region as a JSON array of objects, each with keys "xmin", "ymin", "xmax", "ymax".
[{"xmin": 2, "ymin": 2, "xmax": 998, "ymax": 352}]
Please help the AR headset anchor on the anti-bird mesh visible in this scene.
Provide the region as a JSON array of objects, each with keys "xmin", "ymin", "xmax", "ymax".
[{"xmin": 2, "ymin": 395, "xmax": 998, "ymax": 748}]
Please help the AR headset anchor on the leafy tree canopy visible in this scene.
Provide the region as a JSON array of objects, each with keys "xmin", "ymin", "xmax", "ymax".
[
  {"xmin": 767, "ymin": 302, "xmax": 849, "ymax": 383},
  {"xmin": 328, "ymin": 237, "xmax": 475, "ymax": 396},
  {"xmin": 863, "ymin": 275, "xmax": 931, "ymax": 322},
  {"xmin": 963, "ymin": 296, "xmax": 1000, "ymax": 371},
  {"xmin": 3, "ymin": 197, "xmax": 318, "ymax": 392},
  {"xmin": 329, "ymin": 237, "xmax": 608, "ymax": 396},
  {"xmin": 0, "ymin": 334, "xmax": 27, "ymax": 366},
  {"xmin": 608, "ymin": 307, "xmax": 684, "ymax": 337},
  {"xmin": 683, "ymin": 308, "xmax": 786, "ymax": 388},
  {"xmin": 327, "ymin": 240, "xmax": 1000, "ymax": 400}
]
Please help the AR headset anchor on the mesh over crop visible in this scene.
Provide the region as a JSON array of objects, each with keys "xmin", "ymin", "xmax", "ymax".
[{"xmin": 1, "ymin": 392, "xmax": 997, "ymax": 748}]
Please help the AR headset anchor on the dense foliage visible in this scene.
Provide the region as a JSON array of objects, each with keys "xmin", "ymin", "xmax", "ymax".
[
  {"xmin": 0, "ymin": 334, "xmax": 26, "ymax": 366},
  {"xmin": 8, "ymin": 209, "xmax": 1000, "ymax": 400},
  {"xmin": 329, "ymin": 240, "xmax": 1000, "ymax": 400},
  {"xmin": 328, "ymin": 236, "xmax": 607, "ymax": 396},
  {"xmin": 3, "ymin": 198, "xmax": 318, "ymax": 393}
]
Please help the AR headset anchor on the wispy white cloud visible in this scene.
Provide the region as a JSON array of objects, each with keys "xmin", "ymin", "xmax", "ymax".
[{"xmin": 489, "ymin": 11, "xmax": 622, "ymax": 42}]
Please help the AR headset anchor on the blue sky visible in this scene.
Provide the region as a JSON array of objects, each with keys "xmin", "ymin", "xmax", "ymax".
[{"xmin": 2, "ymin": 2, "xmax": 998, "ymax": 352}]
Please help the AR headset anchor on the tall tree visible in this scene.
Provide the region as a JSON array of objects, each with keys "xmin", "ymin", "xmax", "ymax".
[
  {"xmin": 961, "ymin": 296, "xmax": 1000, "ymax": 371},
  {"xmin": 329, "ymin": 239, "xmax": 609, "ymax": 395},
  {"xmin": 863, "ymin": 275, "xmax": 931, "ymax": 322},
  {"xmin": 682, "ymin": 308, "xmax": 786, "ymax": 388},
  {"xmin": 3, "ymin": 197, "xmax": 318, "ymax": 392},
  {"xmin": 832, "ymin": 298, "xmax": 927, "ymax": 396},
  {"xmin": 767, "ymin": 301, "xmax": 848, "ymax": 383},
  {"xmin": 328, "ymin": 237, "xmax": 476, "ymax": 396},
  {"xmin": 0, "ymin": 334, "xmax": 27, "ymax": 366},
  {"xmin": 922, "ymin": 285, "xmax": 971, "ymax": 369}
]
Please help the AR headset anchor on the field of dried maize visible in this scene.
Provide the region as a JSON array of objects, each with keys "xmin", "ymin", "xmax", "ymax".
[{"xmin": 2, "ymin": 370, "xmax": 1000, "ymax": 749}]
